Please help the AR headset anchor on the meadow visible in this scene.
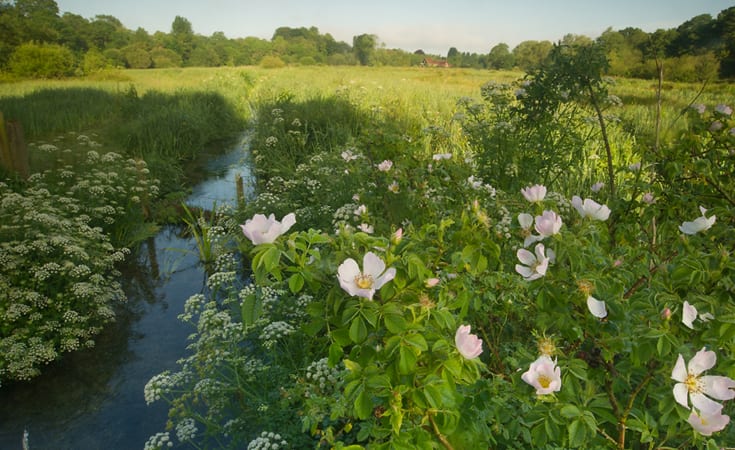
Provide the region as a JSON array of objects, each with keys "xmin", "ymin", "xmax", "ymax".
[{"xmin": 1, "ymin": 63, "xmax": 735, "ymax": 449}]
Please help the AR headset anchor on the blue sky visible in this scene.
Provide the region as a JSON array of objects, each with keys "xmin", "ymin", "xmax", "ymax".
[{"xmin": 55, "ymin": 0, "xmax": 733, "ymax": 55}]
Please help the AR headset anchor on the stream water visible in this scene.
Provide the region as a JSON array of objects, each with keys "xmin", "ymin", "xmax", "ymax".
[{"xmin": 0, "ymin": 135, "xmax": 253, "ymax": 449}]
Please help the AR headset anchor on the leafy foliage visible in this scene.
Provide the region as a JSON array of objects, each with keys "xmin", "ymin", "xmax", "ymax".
[{"xmin": 145, "ymin": 56, "xmax": 735, "ymax": 448}]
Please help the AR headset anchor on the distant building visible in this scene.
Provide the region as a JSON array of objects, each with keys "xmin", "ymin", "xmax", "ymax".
[{"xmin": 421, "ymin": 57, "xmax": 450, "ymax": 68}]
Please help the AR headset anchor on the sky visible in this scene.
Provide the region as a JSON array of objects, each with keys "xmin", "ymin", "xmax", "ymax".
[{"xmin": 55, "ymin": 0, "xmax": 734, "ymax": 55}]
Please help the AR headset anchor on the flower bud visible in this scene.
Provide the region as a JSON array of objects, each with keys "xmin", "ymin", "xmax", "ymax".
[{"xmin": 661, "ymin": 307, "xmax": 672, "ymax": 321}]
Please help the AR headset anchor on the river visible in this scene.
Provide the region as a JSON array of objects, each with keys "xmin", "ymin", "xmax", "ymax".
[{"xmin": 0, "ymin": 134, "xmax": 253, "ymax": 449}]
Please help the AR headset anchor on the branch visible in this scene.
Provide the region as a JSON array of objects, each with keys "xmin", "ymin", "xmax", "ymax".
[{"xmin": 429, "ymin": 412, "xmax": 455, "ymax": 450}]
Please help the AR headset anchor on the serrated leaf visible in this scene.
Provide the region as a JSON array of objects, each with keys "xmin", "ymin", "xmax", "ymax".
[{"xmin": 568, "ymin": 419, "xmax": 586, "ymax": 447}]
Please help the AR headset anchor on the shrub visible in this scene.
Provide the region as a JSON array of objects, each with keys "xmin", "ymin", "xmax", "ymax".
[
  {"xmin": 145, "ymin": 68, "xmax": 735, "ymax": 448},
  {"xmin": 8, "ymin": 42, "xmax": 76, "ymax": 78},
  {"xmin": 260, "ymin": 55, "xmax": 286, "ymax": 69}
]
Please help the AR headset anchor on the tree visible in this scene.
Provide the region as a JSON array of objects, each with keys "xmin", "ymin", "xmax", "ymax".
[
  {"xmin": 487, "ymin": 43, "xmax": 514, "ymax": 70},
  {"xmin": 171, "ymin": 15, "xmax": 194, "ymax": 64},
  {"xmin": 512, "ymin": 40, "xmax": 552, "ymax": 71},
  {"xmin": 715, "ymin": 6, "xmax": 735, "ymax": 77},
  {"xmin": 89, "ymin": 15, "xmax": 128, "ymax": 50},
  {"xmin": 11, "ymin": 0, "xmax": 60, "ymax": 43},
  {"xmin": 353, "ymin": 33, "xmax": 376, "ymax": 66},
  {"xmin": 669, "ymin": 14, "xmax": 716, "ymax": 56}
]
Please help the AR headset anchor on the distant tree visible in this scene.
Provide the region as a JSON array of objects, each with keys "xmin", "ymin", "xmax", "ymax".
[
  {"xmin": 130, "ymin": 27, "xmax": 153, "ymax": 50},
  {"xmin": 669, "ymin": 14, "xmax": 716, "ymax": 56},
  {"xmin": 715, "ymin": 6, "xmax": 735, "ymax": 77},
  {"xmin": 102, "ymin": 48, "xmax": 125, "ymax": 67},
  {"xmin": 189, "ymin": 38, "xmax": 221, "ymax": 67},
  {"xmin": 512, "ymin": 40, "xmax": 552, "ymax": 71},
  {"xmin": 232, "ymin": 36, "xmax": 271, "ymax": 66},
  {"xmin": 82, "ymin": 47, "xmax": 109, "ymax": 73},
  {"xmin": 447, "ymin": 46, "xmax": 460, "ymax": 66},
  {"xmin": 560, "ymin": 33, "xmax": 593, "ymax": 47},
  {"xmin": 122, "ymin": 43, "xmax": 151, "ymax": 68},
  {"xmin": 89, "ymin": 15, "xmax": 128, "ymax": 50},
  {"xmin": 13, "ymin": 0, "xmax": 60, "ymax": 42},
  {"xmin": 487, "ymin": 43, "xmax": 514, "ymax": 69},
  {"xmin": 353, "ymin": 33, "xmax": 376, "ymax": 65},
  {"xmin": 596, "ymin": 28, "xmax": 644, "ymax": 77},
  {"xmin": 58, "ymin": 12, "xmax": 91, "ymax": 52},
  {"xmin": 171, "ymin": 15, "xmax": 194, "ymax": 64},
  {"xmin": 0, "ymin": 1, "xmax": 22, "ymax": 65},
  {"xmin": 150, "ymin": 46, "xmax": 181, "ymax": 68}
]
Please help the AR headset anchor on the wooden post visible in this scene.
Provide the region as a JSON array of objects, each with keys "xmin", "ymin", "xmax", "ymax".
[
  {"xmin": 235, "ymin": 173, "xmax": 245, "ymax": 208},
  {"xmin": 7, "ymin": 119, "xmax": 29, "ymax": 178},
  {"xmin": 0, "ymin": 112, "xmax": 11, "ymax": 174},
  {"xmin": 0, "ymin": 112, "xmax": 29, "ymax": 179}
]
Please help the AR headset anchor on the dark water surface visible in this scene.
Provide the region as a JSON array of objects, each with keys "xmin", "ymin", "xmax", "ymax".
[{"xmin": 0, "ymin": 136, "xmax": 251, "ymax": 449}]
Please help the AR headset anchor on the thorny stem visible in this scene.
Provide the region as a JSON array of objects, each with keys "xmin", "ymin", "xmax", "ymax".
[
  {"xmin": 429, "ymin": 413, "xmax": 455, "ymax": 450},
  {"xmin": 617, "ymin": 367, "xmax": 656, "ymax": 449},
  {"xmin": 623, "ymin": 253, "xmax": 676, "ymax": 299},
  {"xmin": 586, "ymin": 83, "xmax": 616, "ymax": 248}
]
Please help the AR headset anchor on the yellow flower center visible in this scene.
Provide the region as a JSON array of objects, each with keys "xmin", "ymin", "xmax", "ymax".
[
  {"xmin": 685, "ymin": 373, "xmax": 703, "ymax": 394},
  {"xmin": 538, "ymin": 375, "xmax": 551, "ymax": 389},
  {"xmin": 354, "ymin": 273, "xmax": 374, "ymax": 289}
]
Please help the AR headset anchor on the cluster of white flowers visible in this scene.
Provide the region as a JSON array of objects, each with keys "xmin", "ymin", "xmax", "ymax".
[
  {"xmin": 246, "ymin": 431, "xmax": 288, "ymax": 450},
  {"xmin": 175, "ymin": 418, "xmax": 198, "ymax": 442},
  {"xmin": 259, "ymin": 321, "xmax": 296, "ymax": 348},
  {"xmin": 144, "ymin": 372, "xmax": 175, "ymax": 404},
  {"xmin": 143, "ymin": 432, "xmax": 173, "ymax": 450},
  {"xmin": 494, "ymin": 205, "xmax": 512, "ymax": 239},
  {"xmin": 304, "ymin": 358, "xmax": 343, "ymax": 397},
  {"xmin": 466, "ymin": 175, "xmax": 497, "ymax": 196},
  {"xmin": 206, "ymin": 271, "xmax": 237, "ymax": 291},
  {"xmin": 214, "ymin": 252, "xmax": 238, "ymax": 273}
]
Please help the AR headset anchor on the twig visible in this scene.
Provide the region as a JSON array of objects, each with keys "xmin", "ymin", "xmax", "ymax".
[{"xmin": 429, "ymin": 413, "xmax": 455, "ymax": 450}]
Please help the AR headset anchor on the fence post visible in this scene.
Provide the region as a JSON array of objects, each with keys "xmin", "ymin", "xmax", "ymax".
[
  {"xmin": 235, "ymin": 173, "xmax": 245, "ymax": 208},
  {"xmin": 0, "ymin": 112, "xmax": 11, "ymax": 174},
  {"xmin": 0, "ymin": 112, "xmax": 29, "ymax": 178}
]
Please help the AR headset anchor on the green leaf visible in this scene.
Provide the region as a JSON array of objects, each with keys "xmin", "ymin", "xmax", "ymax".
[
  {"xmin": 241, "ymin": 292, "xmax": 262, "ymax": 327},
  {"xmin": 343, "ymin": 358, "xmax": 361, "ymax": 373},
  {"xmin": 568, "ymin": 419, "xmax": 586, "ymax": 447},
  {"xmin": 349, "ymin": 316, "xmax": 368, "ymax": 343},
  {"xmin": 384, "ymin": 313, "xmax": 407, "ymax": 334},
  {"xmin": 355, "ymin": 388, "xmax": 372, "ymax": 420},
  {"xmin": 288, "ymin": 273, "xmax": 304, "ymax": 293},
  {"xmin": 329, "ymin": 342, "xmax": 343, "ymax": 367},
  {"xmin": 366, "ymin": 374, "xmax": 391, "ymax": 391},
  {"xmin": 398, "ymin": 345, "xmax": 417, "ymax": 374},
  {"xmin": 403, "ymin": 333, "xmax": 428, "ymax": 352},
  {"xmin": 262, "ymin": 245, "xmax": 281, "ymax": 272},
  {"xmin": 561, "ymin": 404, "xmax": 581, "ymax": 419}
]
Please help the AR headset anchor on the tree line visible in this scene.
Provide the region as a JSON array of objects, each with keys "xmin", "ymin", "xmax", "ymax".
[{"xmin": 1, "ymin": 0, "xmax": 734, "ymax": 80}]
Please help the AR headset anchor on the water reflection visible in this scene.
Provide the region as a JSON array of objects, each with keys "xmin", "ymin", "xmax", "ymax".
[
  {"xmin": 0, "ymin": 139, "xmax": 251, "ymax": 449},
  {"xmin": 187, "ymin": 133, "xmax": 253, "ymax": 210},
  {"xmin": 0, "ymin": 227, "xmax": 204, "ymax": 449}
]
